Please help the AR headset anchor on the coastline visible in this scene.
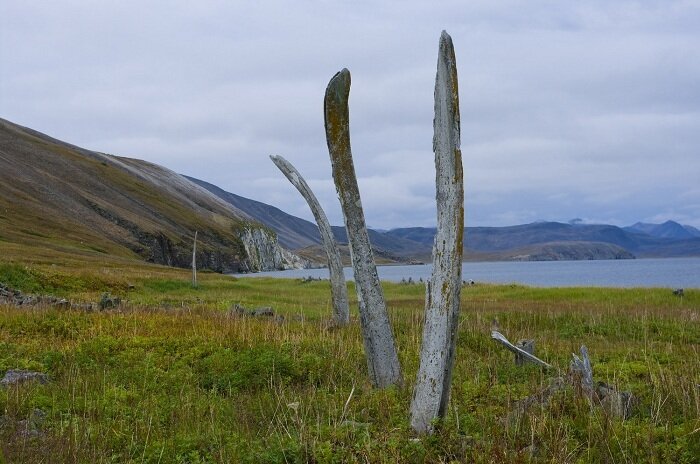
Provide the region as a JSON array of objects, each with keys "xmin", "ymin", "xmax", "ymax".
[{"xmin": 233, "ymin": 256, "xmax": 700, "ymax": 289}]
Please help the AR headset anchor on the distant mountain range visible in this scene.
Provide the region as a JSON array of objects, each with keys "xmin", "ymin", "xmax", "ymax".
[
  {"xmin": 1, "ymin": 116, "xmax": 699, "ymax": 272},
  {"xmin": 386, "ymin": 221, "xmax": 700, "ymax": 260},
  {"xmin": 189, "ymin": 177, "xmax": 700, "ymax": 263},
  {"xmin": 624, "ymin": 221, "xmax": 700, "ymax": 240},
  {"xmin": 186, "ymin": 177, "xmax": 425, "ymax": 265}
]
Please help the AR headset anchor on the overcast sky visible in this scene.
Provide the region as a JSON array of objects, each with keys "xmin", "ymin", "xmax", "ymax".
[{"xmin": 2, "ymin": 1, "xmax": 699, "ymax": 229}]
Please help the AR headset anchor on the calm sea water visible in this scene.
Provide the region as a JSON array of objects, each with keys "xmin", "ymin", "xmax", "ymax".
[{"xmin": 237, "ymin": 257, "xmax": 700, "ymax": 288}]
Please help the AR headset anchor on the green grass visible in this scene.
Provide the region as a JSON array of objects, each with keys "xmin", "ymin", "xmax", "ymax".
[{"xmin": 0, "ymin": 262, "xmax": 699, "ymax": 462}]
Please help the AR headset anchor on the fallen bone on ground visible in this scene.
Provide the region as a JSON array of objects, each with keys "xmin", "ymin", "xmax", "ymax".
[
  {"xmin": 491, "ymin": 332, "xmax": 637, "ymax": 420},
  {"xmin": 491, "ymin": 330, "xmax": 552, "ymax": 369}
]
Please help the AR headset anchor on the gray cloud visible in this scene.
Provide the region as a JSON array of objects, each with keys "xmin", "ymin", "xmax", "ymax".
[{"xmin": 2, "ymin": 1, "xmax": 699, "ymax": 228}]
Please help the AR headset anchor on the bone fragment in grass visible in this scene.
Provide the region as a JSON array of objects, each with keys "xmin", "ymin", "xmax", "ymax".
[
  {"xmin": 570, "ymin": 345, "xmax": 594, "ymax": 394},
  {"xmin": 491, "ymin": 330, "xmax": 553, "ymax": 369}
]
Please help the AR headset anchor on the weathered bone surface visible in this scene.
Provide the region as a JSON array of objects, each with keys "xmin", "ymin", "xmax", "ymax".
[
  {"xmin": 512, "ymin": 346, "xmax": 637, "ymax": 421},
  {"xmin": 324, "ymin": 68, "xmax": 402, "ymax": 387},
  {"xmin": 410, "ymin": 30, "xmax": 465, "ymax": 434},
  {"xmin": 491, "ymin": 330, "xmax": 553, "ymax": 369},
  {"xmin": 570, "ymin": 345, "xmax": 594, "ymax": 393},
  {"xmin": 192, "ymin": 230, "xmax": 198, "ymax": 287},
  {"xmin": 270, "ymin": 154, "xmax": 350, "ymax": 325}
]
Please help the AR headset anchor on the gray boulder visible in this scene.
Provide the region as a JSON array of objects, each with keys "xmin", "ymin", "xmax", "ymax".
[{"xmin": 1, "ymin": 369, "xmax": 49, "ymax": 386}]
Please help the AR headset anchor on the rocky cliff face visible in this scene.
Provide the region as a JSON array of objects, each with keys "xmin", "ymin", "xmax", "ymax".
[
  {"xmin": 238, "ymin": 227, "xmax": 307, "ymax": 272},
  {"xmin": 152, "ymin": 232, "xmax": 248, "ymax": 274},
  {"xmin": 89, "ymin": 204, "xmax": 302, "ymax": 273}
]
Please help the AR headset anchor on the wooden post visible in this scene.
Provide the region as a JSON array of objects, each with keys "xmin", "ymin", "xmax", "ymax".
[
  {"xmin": 270, "ymin": 155, "xmax": 350, "ymax": 325},
  {"xmin": 410, "ymin": 30, "xmax": 465, "ymax": 434},
  {"xmin": 325, "ymin": 68, "xmax": 402, "ymax": 388}
]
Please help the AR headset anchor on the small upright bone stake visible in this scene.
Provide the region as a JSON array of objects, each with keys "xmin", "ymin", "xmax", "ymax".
[
  {"xmin": 192, "ymin": 231, "xmax": 198, "ymax": 288},
  {"xmin": 410, "ymin": 30, "xmax": 465, "ymax": 434},
  {"xmin": 325, "ymin": 68, "xmax": 402, "ymax": 388},
  {"xmin": 270, "ymin": 154, "xmax": 350, "ymax": 325}
]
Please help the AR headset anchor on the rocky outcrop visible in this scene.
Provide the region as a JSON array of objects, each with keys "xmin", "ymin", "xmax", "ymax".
[
  {"xmin": 151, "ymin": 231, "xmax": 252, "ymax": 273},
  {"xmin": 89, "ymin": 199, "xmax": 305, "ymax": 273},
  {"xmin": 86, "ymin": 199, "xmax": 307, "ymax": 273},
  {"xmin": 84, "ymin": 200, "xmax": 246, "ymax": 272},
  {"xmin": 1, "ymin": 370, "xmax": 49, "ymax": 386},
  {"xmin": 138, "ymin": 225, "xmax": 306, "ymax": 274},
  {"xmin": 238, "ymin": 227, "xmax": 306, "ymax": 272},
  {"xmin": 1, "ymin": 283, "xmax": 72, "ymax": 308}
]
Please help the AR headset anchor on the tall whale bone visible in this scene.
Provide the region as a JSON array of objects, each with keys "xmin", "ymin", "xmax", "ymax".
[
  {"xmin": 324, "ymin": 68, "xmax": 403, "ymax": 387},
  {"xmin": 270, "ymin": 154, "xmax": 350, "ymax": 325},
  {"xmin": 410, "ymin": 30, "xmax": 465, "ymax": 434}
]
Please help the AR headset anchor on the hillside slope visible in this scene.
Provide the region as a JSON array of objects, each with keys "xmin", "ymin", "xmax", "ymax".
[
  {"xmin": 0, "ymin": 118, "xmax": 297, "ymax": 272},
  {"xmin": 185, "ymin": 176, "xmax": 322, "ymax": 250},
  {"xmin": 188, "ymin": 176, "xmax": 432, "ymax": 261}
]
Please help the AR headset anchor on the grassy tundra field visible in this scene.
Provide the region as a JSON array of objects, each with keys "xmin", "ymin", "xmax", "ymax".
[{"xmin": 0, "ymin": 259, "xmax": 698, "ymax": 463}]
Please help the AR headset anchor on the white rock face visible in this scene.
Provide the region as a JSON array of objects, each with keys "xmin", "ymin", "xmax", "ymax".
[{"xmin": 239, "ymin": 227, "xmax": 306, "ymax": 272}]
